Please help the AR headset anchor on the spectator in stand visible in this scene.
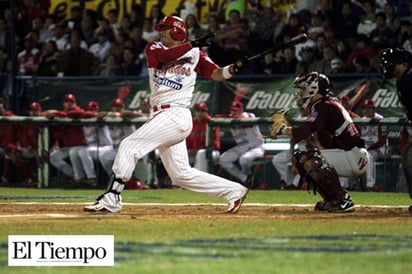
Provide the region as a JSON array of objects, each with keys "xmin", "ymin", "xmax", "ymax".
[
  {"xmin": 253, "ymin": 52, "xmax": 281, "ymax": 75},
  {"xmin": 141, "ymin": 17, "xmax": 159, "ymax": 43},
  {"xmin": 383, "ymin": 3, "xmax": 401, "ymax": 32},
  {"xmin": 219, "ymin": 101, "xmax": 264, "ymax": 188},
  {"xmin": 37, "ymin": 39, "xmax": 60, "ymax": 76},
  {"xmin": 307, "ymin": 13, "xmax": 325, "ymax": 42},
  {"xmin": 61, "ymin": 6, "xmax": 82, "ymax": 34},
  {"xmin": 94, "ymin": 53, "xmax": 121, "ymax": 77},
  {"xmin": 89, "ymin": 29, "xmax": 112, "ymax": 62},
  {"xmin": 45, "ymin": 94, "xmax": 87, "ymax": 184},
  {"xmin": 129, "ymin": 26, "xmax": 147, "ymax": 55},
  {"xmin": 49, "ymin": 23, "xmax": 69, "ymax": 51},
  {"xmin": 17, "ymin": 33, "xmax": 40, "ymax": 75},
  {"xmin": 185, "ymin": 14, "xmax": 206, "ymax": 41},
  {"xmin": 63, "ymin": 29, "xmax": 88, "ymax": 50},
  {"xmin": 107, "ymin": 9, "xmax": 120, "ymax": 39},
  {"xmin": 80, "ymin": 13, "xmax": 97, "ymax": 47},
  {"xmin": 248, "ymin": 5, "xmax": 278, "ymax": 54},
  {"xmin": 398, "ymin": 20, "xmax": 412, "ymax": 48},
  {"xmin": 295, "ymin": 46, "xmax": 317, "ymax": 75},
  {"xmin": 369, "ymin": 12, "xmax": 396, "ymax": 50},
  {"xmin": 345, "ymin": 34, "xmax": 378, "ymax": 72},
  {"xmin": 57, "ymin": 29, "xmax": 98, "ymax": 76},
  {"xmin": 32, "ymin": 16, "xmax": 52, "ymax": 44},
  {"xmin": 279, "ymin": 46, "xmax": 298, "ymax": 74},
  {"xmin": 275, "ymin": 13, "xmax": 304, "ymax": 45},
  {"xmin": 69, "ymin": 101, "xmax": 113, "ymax": 187},
  {"xmin": 360, "ymin": 99, "xmax": 387, "ymax": 192},
  {"xmin": 119, "ymin": 15, "xmax": 132, "ymax": 35},
  {"xmin": 95, "ymin": 18, "xmax": 116, "ymax": 44},
  {"xmin": 334, "ymin": 1, "xmax": 360, "ymax": 47},
  {"xmin": 353, "ymin": 54, "xmax": 374, "ymax": 73},
  {"xmin": 330, "ymin": 57, "xmax": 345, "ymax": 73},
  {"xmin": 215, "ymin": 9, "xmax": 249, "ymax": 66},
  {"xmin": 336, "ymin": 39, "xmax": 351, "ymax": 63},
  {"xmin": 356, "ymin": 0, "xmax": 377, "ymax": 36},
  {"xmin": 186, "ymin": 101, "xmax": 221, "ymax": 172},
  {"xmin": 204, "ymin": 14, "xmax": 225, "ymax": 65},
  {"xmin": 0, "ymin": 97, "xmax": 17, "ymax": 185},
  {"xmin": 312, "ymin": 45, "xmax": 342, "ymax": 75},
  {"xmin": 119, "ymin": 47, "xmax": 142, "ymax": 76},
  {"xmin": 313, "ymin": 34, "xmax": 328, "ymax": 61}
]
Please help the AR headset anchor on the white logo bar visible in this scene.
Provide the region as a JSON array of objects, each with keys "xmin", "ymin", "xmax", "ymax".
[{"xmin": 8, "ymin": 235, "xmax": 114, "ymax": 266}]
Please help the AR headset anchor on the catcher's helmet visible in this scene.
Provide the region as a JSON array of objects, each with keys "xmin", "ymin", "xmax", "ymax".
[
  {"xmin": 293, "ymin": 72, "xmax": 330, "ymax": 111},
  {"xmin": 293, "ymin": 72, "xmax": 330, "ymax": 98},
  {"xmin": 155, "ymin": 16, "xmax": 187, "ymax": 41},
  {"xmin": 380, "ymin": 48, "xmax": 412, "ymax": 79}
]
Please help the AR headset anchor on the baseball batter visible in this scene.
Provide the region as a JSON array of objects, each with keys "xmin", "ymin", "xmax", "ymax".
[
  {"xmin": 219, "ymin": 101, "xmax": 264, "ymax": 187},
  {"xmin": 270, "ymin": 72, "xmax": 369, "ymax": 212},
  {"xmin": 84, "ymin": 15, "xmax": 248, "ymax": 213}
]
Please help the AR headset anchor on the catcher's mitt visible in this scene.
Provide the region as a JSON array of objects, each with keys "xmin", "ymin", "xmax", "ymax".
[{"xmin": 269, "ymin": 110, "xmax": 290, "ymax": 139}]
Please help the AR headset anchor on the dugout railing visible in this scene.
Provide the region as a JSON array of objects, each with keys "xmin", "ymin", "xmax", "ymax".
[{"xmin": 0, "ymin": 116, "xmax": 409, "ymax": 191}]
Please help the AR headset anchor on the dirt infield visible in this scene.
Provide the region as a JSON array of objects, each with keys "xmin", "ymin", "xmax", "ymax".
[{"xmin": 0, "ymin": 203, "xmax": 410, "ymax": 222}]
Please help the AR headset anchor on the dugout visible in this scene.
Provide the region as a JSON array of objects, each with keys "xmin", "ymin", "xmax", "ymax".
[{"xmin": 0, "ymin": 74, "xmax": 409, "ymax": 191}]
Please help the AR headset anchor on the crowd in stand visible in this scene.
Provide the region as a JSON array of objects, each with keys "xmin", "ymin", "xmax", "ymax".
[{"xmin": 0, "ymin": 1, "xmax": 412, "ymax": 82}]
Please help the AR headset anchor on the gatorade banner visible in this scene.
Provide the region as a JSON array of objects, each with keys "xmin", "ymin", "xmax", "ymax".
[{"xmin": 33, "ymin": 75, "xmax": 402, "ymax": 118}]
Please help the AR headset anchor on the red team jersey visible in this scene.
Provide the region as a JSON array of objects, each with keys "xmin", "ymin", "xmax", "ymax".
[{"xmin": 186, "ymin": 114, "xmax": 220, "ymax": 150}]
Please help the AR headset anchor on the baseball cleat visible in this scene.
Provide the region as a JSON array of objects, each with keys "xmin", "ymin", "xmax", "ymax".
[
  {"xmin": 226, "ymin": 189, "xmax": 248, "ymax": 213},
  {"xmin": 83, "ymin": 202, "xmax": 110, "ymax": 213},
  {"xmin": 327, "ymin": 194, "xmax": 355, "ymax": 213}
]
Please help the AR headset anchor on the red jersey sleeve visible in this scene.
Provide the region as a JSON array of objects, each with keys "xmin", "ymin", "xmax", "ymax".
[
  {"xmin": 195, "ymin": 51, "xmax": 219, "ymax": 79},
  {"xmin": 146, "ymin": 41, "xmax": 192, "ymax": 69}
]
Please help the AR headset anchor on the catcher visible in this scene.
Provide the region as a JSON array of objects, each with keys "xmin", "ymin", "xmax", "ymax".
[{"xmin": 270, "ymin": 72, "xmax": 370, "ymax": 212}]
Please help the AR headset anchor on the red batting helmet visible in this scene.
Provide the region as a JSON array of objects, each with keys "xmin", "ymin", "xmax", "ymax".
[
  {"xmin": 112, "ymin": 98, "xmax": 124, "ymax": 108},
  {"xmin": 155, "ymin": 16, "xmax": 187, "ymax": 41},
  {"xmin": 86, "ymin": 101, "xmax": 99, "ymax": 111},
  {"xmin": 195, "ymin": 101, "xmax": 208, "ymax": 111},
  {"xmin": 29, "ymin": 102, "xmax": 42, "ymax": 111},
  {"xmin": 64, "ymin": 93, "xmax": 76, "ymax": 103},
  {"xmin": 230, "ymin": 101, "xmax": 243, "ymax": 111},
  {"xmin": 362, "ymin": 99, "xmax": 376, "ymax": 109}
]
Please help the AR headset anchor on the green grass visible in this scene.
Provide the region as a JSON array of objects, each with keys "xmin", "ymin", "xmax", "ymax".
[
  {"xmin": 0, "ymin": 187, "xmax": 411, "ymax": 205},
  {"xmin": 0, "ymin": 187, "xmax": 411, "ymax": 274}
]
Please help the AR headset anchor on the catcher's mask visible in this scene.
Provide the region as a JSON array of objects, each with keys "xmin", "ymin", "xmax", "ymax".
[
  {"xmin": 379, "ymin": 48, "xmax": 411, "ymax": 79},
  {"xmin": 293, "ymin": 72, "xmax": 330, "ymax": 111}
]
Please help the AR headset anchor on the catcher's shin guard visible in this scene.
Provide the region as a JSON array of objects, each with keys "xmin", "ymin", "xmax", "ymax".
[{"xmin": 293, "ymin": 149, "xmax": 346, "ymax": 202}]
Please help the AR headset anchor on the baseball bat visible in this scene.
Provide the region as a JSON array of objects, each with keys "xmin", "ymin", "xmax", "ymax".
[{"xmin": 247, "ymin": 33, "xmax": 308, "ymax": 62}]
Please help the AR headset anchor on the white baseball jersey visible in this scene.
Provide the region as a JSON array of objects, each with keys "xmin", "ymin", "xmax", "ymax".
[
  {"xmin": 229, "ymin": 112, "xmax": 264, "ymax": 148},
  {"xmin": 110, "ymin": 40, "xmax": 247, "ymax": 202},
  {"xmin": 220, "ymin": 112, "xmax": 264, "ymax": 183}
]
